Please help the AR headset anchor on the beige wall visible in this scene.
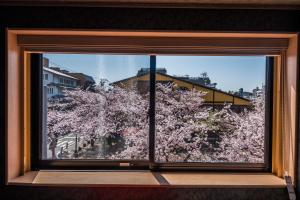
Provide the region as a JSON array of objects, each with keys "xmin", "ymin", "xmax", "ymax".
[{"xmin": 283, "ymin": 35, "xmax": 298, "ymax": 181}]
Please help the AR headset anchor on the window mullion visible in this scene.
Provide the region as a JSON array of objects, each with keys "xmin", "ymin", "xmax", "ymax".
[{"xmin": 149, "ymin": 55, "xmax": 156, "ymax": 168}]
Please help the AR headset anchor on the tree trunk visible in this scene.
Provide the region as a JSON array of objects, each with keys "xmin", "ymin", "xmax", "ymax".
[{"xmin": 51, "ymin": 147, "xmax": 56, "ymax": 159}]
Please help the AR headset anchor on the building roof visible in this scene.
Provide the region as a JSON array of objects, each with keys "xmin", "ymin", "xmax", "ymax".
[
  {"xmin": 43, "ymin": 67, "xmax": 78, "ymax": 80},
  {"xmin": 111, "ymin": 71, "xmax": 250, "ymax": 102},
  {"xmin": 67, "ymin": 73, "xmax": 95, "ymax": 83}
]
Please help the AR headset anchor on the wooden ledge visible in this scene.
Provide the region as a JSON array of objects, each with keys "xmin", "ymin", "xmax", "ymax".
[
  {"xmin": 33, "ymin": 171, "xmax": 160, "ymax": 187},
  {"xmin": 8, "ymin": 171, "xmax": 286, "ymax": 188},
  {"xmin": 161, "ymin": 172, "xmax": 286, "ymax": 188},
  {"xmin": 9, "ymin": 171, "xmax": 39, "ymax": 186}
]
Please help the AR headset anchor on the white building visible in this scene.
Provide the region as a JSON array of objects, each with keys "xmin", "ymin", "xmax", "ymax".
[{"xmin": 43, "ymin": 67, "xmax": 78, "ymax": 98}]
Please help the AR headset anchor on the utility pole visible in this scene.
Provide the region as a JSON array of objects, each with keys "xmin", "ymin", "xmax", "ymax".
[{"xmin": 74, "ymin": 134, "xmax": 78, "ymax": 158}]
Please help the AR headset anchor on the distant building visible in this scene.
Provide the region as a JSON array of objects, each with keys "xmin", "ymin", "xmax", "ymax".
[
  {"xmin": 43, "ymin": 57, "xmax": 78, "ymax": 98},
  {"xmin": 67, "ymin": 73, "xmax": 95, "ymax": 90},
  {"xmin": 233, "ymin": 85, "xmax": 265, "ymax": 100},
  {"xmin": 137, "ymin": 68, "xmax": 167, "ymax": 76},
  {"xmin": 235, "ymin": 88, "xmax": 253, "ymax": 99},
  {"xmin": 112, "ymin": 68, "xmax": 250, "ymax": 107},
  {"xmin": 175, "ymin": 72, "xmax": 217, "ymax": 89},
  {"xmin": 43, "ymin": 57, "xmax": 96, "ymax": 97},
  {"xmin": 43, "ymin": 67, "xmax": 78, "ymax": 98},
  {"xmin": 253, "ymin": 86, "xmax": 265, "ymax": 98}
]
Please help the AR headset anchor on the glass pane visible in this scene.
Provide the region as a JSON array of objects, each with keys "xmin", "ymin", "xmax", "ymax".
[
  {"xmin": 155, "ymin": 56, "xmax": 266, "ymax": 163},
  {"xmin": 42, "ymin": 54, "xmax": 150, "ymax": 160}
]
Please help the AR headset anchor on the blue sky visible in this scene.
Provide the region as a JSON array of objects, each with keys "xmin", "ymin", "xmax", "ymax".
[{"xmin": 44, "ymin": 54, "xmax": 266, "ymax": 92}]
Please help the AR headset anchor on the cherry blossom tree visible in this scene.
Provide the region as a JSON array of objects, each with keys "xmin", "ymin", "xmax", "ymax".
[
  {"xmin": 47, "ymin": 88, "xmax": 107, "ymax": 158},
  {"xmin": 154, "ymin": 83, "xmax": 210, "ymax": 162},
  {"xmin": 217, "ymin": 93, "xmax": 265, "ymax": 163},
  {"xmin": 47, "ymin": 84, "xmax": 149, "ymax": 159},
  {"xmin": 154, "ymin": 83, "xmax": 248, "ymax": 162},
  {"xmin": 47, "ymin": 82, "xmax": 265, "ymax": 163},
  {"xmin": 103, "ymin": 86, "xmax": 149, "ymax": 160}
]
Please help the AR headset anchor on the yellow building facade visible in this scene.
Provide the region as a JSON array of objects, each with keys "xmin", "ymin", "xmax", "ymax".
[{"xmin": 112, "ymin": 72, "xmax": 250, "ymax": 106}]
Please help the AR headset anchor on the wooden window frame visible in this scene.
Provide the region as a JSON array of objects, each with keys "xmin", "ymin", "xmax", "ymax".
[
  {"xmin": 5, "ymin": 29, "xmax": 298, "ymax": 185},
  {"xmin": 30, "ymin": 53, "xmax": 272, "ymax": 171}
]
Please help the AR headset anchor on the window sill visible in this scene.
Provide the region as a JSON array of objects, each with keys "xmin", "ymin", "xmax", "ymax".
[{"xmin": 8, "ymin": 171, "xmax": 286, "ymax": 188}]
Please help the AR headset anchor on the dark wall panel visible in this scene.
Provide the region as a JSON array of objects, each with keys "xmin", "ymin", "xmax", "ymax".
[
  {"xmin": 0, "ymin": 186, "xmax": 289, "ymax": 200},
  {"xmin": 0, "ymin": 7, "xmax": 299, "ymax": 31}
]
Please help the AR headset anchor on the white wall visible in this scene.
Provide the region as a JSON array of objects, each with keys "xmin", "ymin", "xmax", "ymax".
[{"xmin": 43, "ymin": 70, "xmax": 77, "ymax": 98}]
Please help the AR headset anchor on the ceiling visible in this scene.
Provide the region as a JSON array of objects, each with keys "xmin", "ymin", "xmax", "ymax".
[{"xmin": 1, "ymin": 0, "xmax": 300, "ymax": 8}]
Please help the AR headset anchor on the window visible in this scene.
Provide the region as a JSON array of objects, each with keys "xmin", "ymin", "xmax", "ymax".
[
  {"xmin": 36, "ymin": 53, "xmax": 272, "ymax": 170},
  {"xmin": 42, "ymin": 54, "xmax": 150, "ymax": 161},
  {"xmin": 47, "ymin": 88, "xmax": 53, "ymax": 94},
  {"xmin": 154, "ymin": 56, "xmax": 268, "ymax": 165},
  {"xmin": 44, "ymin": 74, "xmax": 48, "ymax": 80}
]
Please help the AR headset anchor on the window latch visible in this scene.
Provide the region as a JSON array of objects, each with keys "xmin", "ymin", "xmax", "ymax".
[{"xmin": 119, "ymin": 163, "xmax": 131, "ymax": 167}]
